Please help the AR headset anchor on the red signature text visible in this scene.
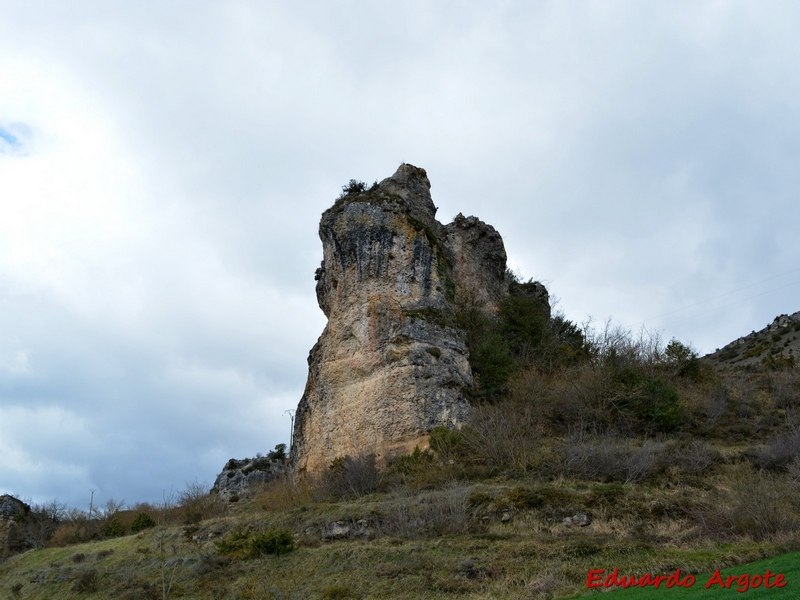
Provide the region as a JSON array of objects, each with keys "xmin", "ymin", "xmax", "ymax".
[{"xmin": 586, "ymin": 568, "xmax": 787, "ymax": 592}]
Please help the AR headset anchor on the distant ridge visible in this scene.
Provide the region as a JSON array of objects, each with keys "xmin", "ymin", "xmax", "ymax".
[{"xmin": 705, "ymin": 311, "xmax": 800, "ymax": 368}]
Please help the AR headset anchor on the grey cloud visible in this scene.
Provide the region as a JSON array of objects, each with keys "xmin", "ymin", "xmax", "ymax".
[{"xmin": 1, "ymin": 1, "xmax": 799, "ymax": 506}]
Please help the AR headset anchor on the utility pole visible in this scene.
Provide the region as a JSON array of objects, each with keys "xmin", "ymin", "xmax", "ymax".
[
  {"xmin": 284, "ymin": 409, "xmax": 295, "ymax": 457},
  {"xmin": 89, "ymin": 489, "xmax": 96, "ymax": 519}
]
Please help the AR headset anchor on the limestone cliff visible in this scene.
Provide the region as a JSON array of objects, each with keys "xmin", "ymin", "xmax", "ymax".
[{"xmin": 291, "ymin": 164, "xmax": 514, "ymax": 473}]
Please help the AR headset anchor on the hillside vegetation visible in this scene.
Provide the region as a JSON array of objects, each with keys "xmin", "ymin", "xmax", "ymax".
[{"xmin": 2, "ymin": 280, "xmax": 800, "ymax": 599}]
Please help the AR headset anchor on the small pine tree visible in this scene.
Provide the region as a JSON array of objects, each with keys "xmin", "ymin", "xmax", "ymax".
[{"xmin": 131, "ymin": 512, "xmax": 156, "ymax": 533}]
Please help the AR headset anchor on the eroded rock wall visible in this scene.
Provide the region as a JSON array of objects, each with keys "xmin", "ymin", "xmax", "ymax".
[{"xmin": 292, "ymin": 164, "xmax": 509, "ymax": 473}]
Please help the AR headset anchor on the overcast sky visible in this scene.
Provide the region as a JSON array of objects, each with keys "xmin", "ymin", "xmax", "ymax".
[{"xmin": 2, "ymin": 1, "xmax": 799, "ymax": 509}]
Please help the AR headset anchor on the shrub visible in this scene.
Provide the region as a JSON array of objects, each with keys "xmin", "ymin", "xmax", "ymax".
[
  {"xmin": 624, "ymin": 441, "xmax": 668, "ymax": 483},
  {"xmin": 470, "ymin": 332, "xmax": 515, "ymax": 399},
  {"xmin": 191, "ymin": 552, "xmax": 231, "ymax": 576},
  {"xmin": 116, "ymin": 580, "xmax": 160, "ymax": 600},
  {"xmin": 326, "ymin": 454, "xmax": 380, "ymax": 498},
  {"xmin": 254, "ymin": 475, "xmax": 318, "ymax": 511},
  {"xmin": 665, "ymin": 338, "xmax": 701, "ymax": 379},
  {"xmin": 380, "ymin": 483, "xmax": 474, "ymax": 538},
  {"xmin": 178, "ymin": 479, "xmax": 225, "ymax": 524},
  {"xmin": 763, "ymin": 350, "xmax": 796, "ymax": 371},
  {"xmin": 50, "ymin": 521, "xmax": 90, "ymax": 547},
  {"xmin": 704, "ymin": 385, "xmax": 730, "ymax": 426},
  {"xmin": 101, "ymin": 518, "xmax": 126, "ymax": 538},
  {"xmin": 549, "ymin": 439, "xmax": 626, "ymax": 482},
  {"xmin": 215, "ymin": 527, "xmax": 294, "ymax": 559},
  {"xmin": 267, "ymin": 443, "xmax": 287, "ymax": 460},
  {"xmin": 428, "ymin": 426, "xmax": 464, "ymax": 462},
  {"xmin": 451, "ymin": 277, "xmax": 592, "ymax": 399},
  {"xmin": 338, "ymin": 179, "xmax": 368, "ymax": 199},
  {"xmin": 747, "ymin": 430, "xmax": 800, "ymax": 471},
  {"xmin": 673, "ymin": 440, "xmax": 722, "ymax": 474},
  {"xmin": 131, "ymin": 512, "xmax": 157, "ymax": 533},
  {"xmin": 498, "ymin": 288, "xmax": 550, "ymax": 359},
  {"xmin": 71, "ymin": 569, "xmax": 98, "ymax": 593},
  {"xmin": 388, "ymin": 446, "xmax": 435, "ymax": 476},
  {"xmin": 729, "ymin": 469, "xmax": 799, "ymax": 538},
  {"xmin": 627, "ymin": 377, "xmax": 685, "ymax": 433},
  {"xmin": 549, "ymin": 438, "xmax": 668, "ymax": 483},
  {"xmin": 463, "ymin": 401, "xmax": 541, "ymax": 472},
  {"xmin": 249, "ymin": 529, "xmax": 295, "ymax": 556},
  {"xmin": 770, "ymin": 370, "xmax": 800, "ymax": 408},
  {"xmin": 507, "ymin": 487, "xmax": 544, "ymax": 509}
]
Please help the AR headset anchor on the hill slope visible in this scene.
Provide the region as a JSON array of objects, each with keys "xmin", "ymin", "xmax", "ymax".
[{"xmin": 706, "ymin": 312, "xmax": 800, "ymax": 369}]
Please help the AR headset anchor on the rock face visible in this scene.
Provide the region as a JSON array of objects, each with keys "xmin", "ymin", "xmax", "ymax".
[
  {"xmin": 0, "ymin": 495, "xmax": 29, "ymax": 553},
  {"xmin": 211, "ymin": 456, "xmax": 285, "ymax": 500},
  {"xmin": 0, "ymin": 495, "xmax": 28, "ymax": 522},
  {"xmin": 292, "ymin": 164, "xmax": 512, "ymax": 473}
]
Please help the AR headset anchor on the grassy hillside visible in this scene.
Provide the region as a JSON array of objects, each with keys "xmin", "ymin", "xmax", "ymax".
[
  {"xmin": 2, "ymin": 296, "xmax": 799, "ymax": 599},
  {"xmin": 706, "ymin": 312, "xmax": 800, "ymax": 370},
  {"xmin": 1, "ymin": 476, "xmax": 797, "ymax": 600}
]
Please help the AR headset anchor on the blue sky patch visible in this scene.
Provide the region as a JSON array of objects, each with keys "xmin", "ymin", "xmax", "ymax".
[
  {"xmin": 0, "ymin": 128, "xmax": 19, "ymax": 146},
  {"xmin": 0, "ymin": 122, "xmax": 32, "ymax": 154}
]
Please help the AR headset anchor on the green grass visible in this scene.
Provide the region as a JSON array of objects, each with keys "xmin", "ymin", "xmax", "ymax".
[{"xmin": 581, "ymin": 552, "xmax": 800, "ymax": 598}]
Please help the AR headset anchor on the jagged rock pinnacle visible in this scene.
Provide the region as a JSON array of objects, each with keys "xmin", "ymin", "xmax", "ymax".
[{"xmin": 291, "ymin": 164, "xmax": 516, "ymax": 473}]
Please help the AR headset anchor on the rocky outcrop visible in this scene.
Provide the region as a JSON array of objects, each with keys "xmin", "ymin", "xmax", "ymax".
[
  {"xmin": 445, "ymin": 214, "xmax": 509, "ymax": 311},
  {"xmin": 211, "ymin": 456, "xmax": 285, "ymax": 500},
  {"xmin": 706, "ymin": 311, "xmax": 800, "ymax": 368},
  {"xmin": 291, "ymin": 164, "xmax": 518, "ymax": 473},
  {"xmin": 0, "ymin": 495, "xmax": 30, "ymax": 554},
  {"xmin": 0, "ymin": 495, "xmax": 28, "ymax": 522}
]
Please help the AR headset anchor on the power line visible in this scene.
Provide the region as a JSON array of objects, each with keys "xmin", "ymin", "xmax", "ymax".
[
  {"xmin": 642, "ymin": 266, "xmax": 800, "ymax": 324},
  {"xmin": 659, "ymin": 278, "xmax": 800, "ymax": 329}
]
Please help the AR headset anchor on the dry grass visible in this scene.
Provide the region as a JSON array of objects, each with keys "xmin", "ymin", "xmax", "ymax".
[{"xmin": 1, "ymin": 469, "xmax": 798, "ymax": 599}]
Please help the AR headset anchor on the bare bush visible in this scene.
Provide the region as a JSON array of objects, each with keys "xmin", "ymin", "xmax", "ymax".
[
  {"xmin": 705, "ymin": 385, "xmax": 729, "ymax": 426},
  {"xmin": 550, "ymin": 437, "xmax": 668, "ymax": 483},
  {"xmin": 11, "ymin": 511, "xmax": 57, "ymax": 550},
  {"xmin": 325, "ymin": 454, "xmax": 381, "ymax": 499},
  {"xmin": 424, "ymin": 481, "xmax": 472, "ymax": 535},
  {"xmin": 101, "ymin": 498, "xmax": 126, "ymax": 519},
  {"xmin": 381, "ymin": 488, "xmax": 425, "ymax": 538},
  {"xmin": 546, "ymin": 367, "xmax": 610, "ymax": 432},
  {"xmin": 178, "ymin": 479, "xmax": 225, "ymax": 524},
  {"xmin": 551, "ymin": 437, "xmax": 625, "ymax": 481},
  {"xmin": 624, "ymin": 441, "xmax": 667, "ymax": 483},
  {"xmin": 729, "ymin": 469, "xmax": 799, "ymax": 538},
  {"xmin": 465, "ymin": 401, "xmax": 541, "ymax": 471},
  {"xmin": 692, "ymin": 467, "xmax": 800, "ymax": 540},
  {"xmin": 155, "ymin": 488, "xmax": 179, "ymax": 526},
  {"xmin": 380, "ymin": 482, "xmax": 473, "ymax": 538},
  {"xmin": 584, "ymin": 320, "xmax": 665, "ymax": 370},
  {"xmin": 38, "ymin": 499, "xmax": 68, "ymax": 522},
  {"xmin": 769, "ymin": 370, "xmax": 800, "ymax": 408},
  {"xmin": 673, "ymin": 441, "xmax": 722, "ymax": 474},
  {"xmin": 71, "ymin": 569, "xmax": 98, "ymax": 593},
  {"xmin": 748, "ymin": 430, "xmax": 800, "ymax": 472},
  {"xmin": 255, "ymin": 474, "xmax": 321, "ymax": 511}
]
